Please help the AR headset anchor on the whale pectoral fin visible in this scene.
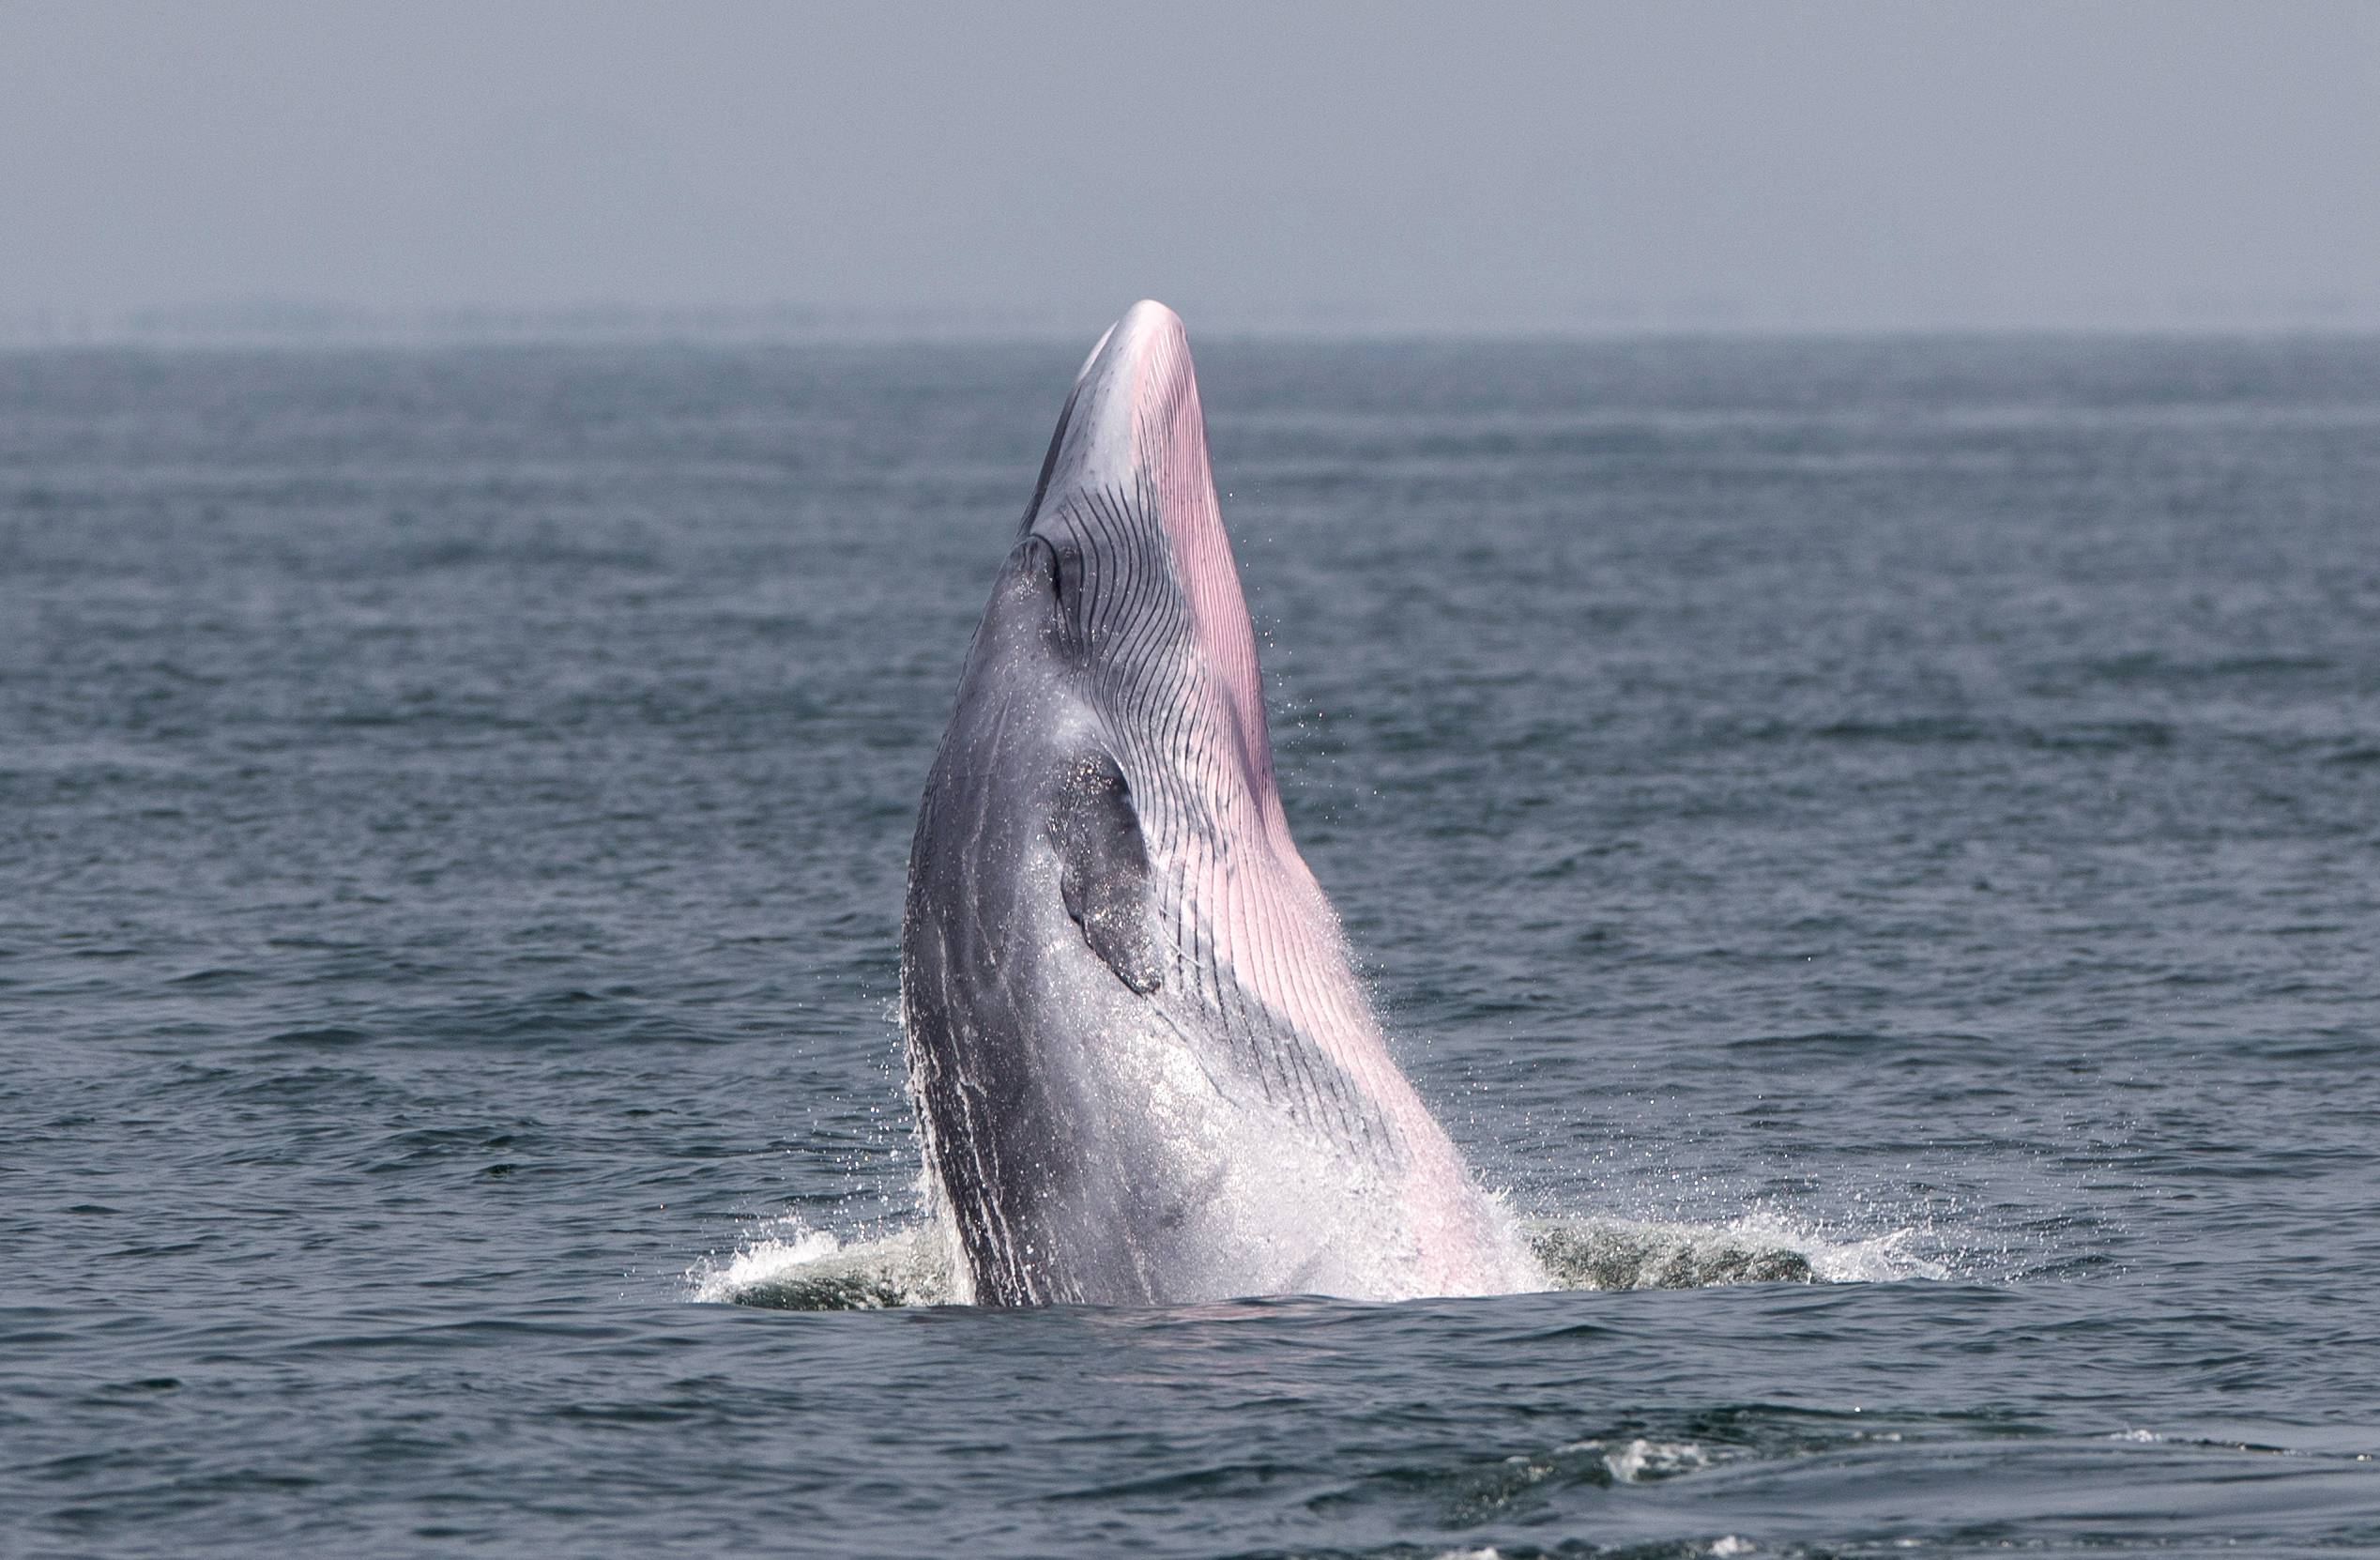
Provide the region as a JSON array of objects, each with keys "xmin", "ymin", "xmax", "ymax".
[{"xmin": 1053, "ymin": 754, "xmax": 1162, "ymax": 994}]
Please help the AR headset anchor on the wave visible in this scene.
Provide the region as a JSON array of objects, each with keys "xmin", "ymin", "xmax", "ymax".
[
  {"xmin": 688, "ymin": 1220, "xmax": 957, "ymax": 1310},
  {"xmin": 689, "ymin": 1208, "xmax": 1945, "ymax": 1312},
  {"xmin": 1525, "ymin": 1213, "xmax": 1943, "ymax": 1289}
]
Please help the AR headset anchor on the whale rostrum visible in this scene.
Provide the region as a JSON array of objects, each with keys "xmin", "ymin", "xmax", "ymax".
[{"xmin": 900, "ymin": 301, "xmax": 1544, "ymax": 1306}]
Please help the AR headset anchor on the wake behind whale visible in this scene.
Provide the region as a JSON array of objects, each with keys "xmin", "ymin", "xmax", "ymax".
[{"xmin": 900, "ymin": 302, "xmax": 1545, "ymax": 1306}]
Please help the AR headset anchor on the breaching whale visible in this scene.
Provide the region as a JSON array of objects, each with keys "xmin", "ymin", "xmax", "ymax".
[{"xmin": 901, "ymin": 301, "xmax": 1543, "ymax": 1306}]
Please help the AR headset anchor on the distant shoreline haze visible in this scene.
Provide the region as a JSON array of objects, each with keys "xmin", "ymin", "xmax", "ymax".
[{"xmin": 6, "ymin": 295, "xmax": 2380, "ymax": 348}]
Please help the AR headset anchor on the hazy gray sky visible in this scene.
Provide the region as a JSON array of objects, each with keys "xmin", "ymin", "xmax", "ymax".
[{"xmin": 3, "ymin": 0, "xmax": 2375, "ymax": 334}]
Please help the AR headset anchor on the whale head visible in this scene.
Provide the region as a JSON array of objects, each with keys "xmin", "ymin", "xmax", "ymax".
[{"xmin": 1011, "ymin": 299, "xmax": 1289, "ymax": 868}]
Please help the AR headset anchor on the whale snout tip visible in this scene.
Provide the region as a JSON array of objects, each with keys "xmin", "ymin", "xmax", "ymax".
[
  {"xmin": 1118, "ymin": 300, "xmax": 1191, "ymax": 364},
  {"xmin": 1117, "ymin": 298, "xmax": 1185, "ymax": 337},
  {"xmin": 1076, "ymin": 299, "xmax": 1188, "ymax": 383}
]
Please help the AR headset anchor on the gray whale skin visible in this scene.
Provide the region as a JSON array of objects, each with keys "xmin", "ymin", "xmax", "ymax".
[{"xmin": 900, "ymin": 301, "xmax": 1543, "ymax": 1307}]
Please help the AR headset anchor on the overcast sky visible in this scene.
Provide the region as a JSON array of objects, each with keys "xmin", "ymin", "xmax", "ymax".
[{"xmin": 3, "ymin": 1, "xmax": 2375, "ymax": 336}]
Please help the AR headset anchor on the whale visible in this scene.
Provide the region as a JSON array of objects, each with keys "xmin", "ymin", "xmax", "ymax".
[{"xmin": 900, "ymin": 301, "xmax": 1543, "ymax": 1306}]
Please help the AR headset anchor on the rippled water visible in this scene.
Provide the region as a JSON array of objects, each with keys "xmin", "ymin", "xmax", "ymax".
[{"xmin": 5, "ymin": 336, "xmax": 2377, "ymax": 1557}]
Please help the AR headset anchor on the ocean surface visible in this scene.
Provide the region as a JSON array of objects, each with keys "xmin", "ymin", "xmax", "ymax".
[{"xmin": 4, "ymin": 334, "xmax": 2377, "ymax": 1558}]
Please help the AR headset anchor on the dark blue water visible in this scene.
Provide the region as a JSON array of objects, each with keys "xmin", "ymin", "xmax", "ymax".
[{"xmin": 5, "ymin": 336, "xmax": 2377, "ymax": 1558}]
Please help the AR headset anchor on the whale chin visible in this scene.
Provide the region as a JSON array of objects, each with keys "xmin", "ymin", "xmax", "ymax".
[{"xmin": 899, "ymin": 300, "xmax": 1544, "ymax": 1307}]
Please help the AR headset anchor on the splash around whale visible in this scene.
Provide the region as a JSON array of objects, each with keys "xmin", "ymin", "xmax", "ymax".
[{"xmin": 899, "ymin": 301, "xmax": 1545, "ymax": 1307}]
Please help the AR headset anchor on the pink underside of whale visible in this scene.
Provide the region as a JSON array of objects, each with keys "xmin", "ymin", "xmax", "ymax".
[{"xmin": 1041, "ymin": 301, "xmax": 1542, "ymax": 1297}]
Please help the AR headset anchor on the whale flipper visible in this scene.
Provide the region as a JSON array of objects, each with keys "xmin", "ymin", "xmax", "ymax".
[{"xmin": 1052, "ymin": 754, "xmax": 1160, "ymax": 995}]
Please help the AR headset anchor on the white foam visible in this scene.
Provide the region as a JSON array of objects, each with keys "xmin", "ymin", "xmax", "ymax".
[
  {"xmin": 1791, "ymin": 1221, "xmax": 1951, "ymax": 1283},
  {"xmin": 1604, "ymin": 1437, "xmax": 1711, "ymax": 1483},
  {"xmin": 687, "ymin": 1199, "xmax": 1956, "ymax": 1312},
  {"xmin": 688, "ymin": 1217, "xmax": 959, "ymax": 1309},
  {"xmin": 1527, "ymin": 1209, "xmax": 1949, "ymax": 1291},
  {"xmin": 688, "ymin": 1224, "xmax": 845, "ymax": 1302}
]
